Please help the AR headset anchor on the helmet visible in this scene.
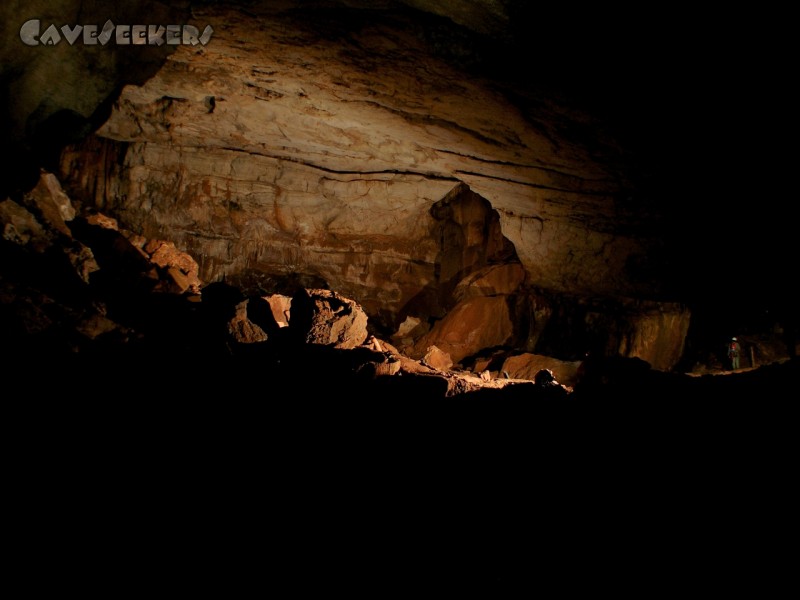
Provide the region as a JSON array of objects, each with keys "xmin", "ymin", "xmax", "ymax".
[{"xmin": 732, "ymin": 337, "xmax": 737, "ymax": 341}]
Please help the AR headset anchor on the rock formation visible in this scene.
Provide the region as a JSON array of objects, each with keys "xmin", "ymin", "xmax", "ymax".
[
  {"xmin": 2, "ymin": 1, "xmax": 796, "ymax": 391},
  {"xmin": 1, "ymin": 17, "xmax": 797, "ymax": 592},
  {"xmin": 290, "ymin": 288, "xmax": 369, "ymax": 349},
  {"xmin": 49, "ymin": 2, "xmax": 695, "ymax": 370}
]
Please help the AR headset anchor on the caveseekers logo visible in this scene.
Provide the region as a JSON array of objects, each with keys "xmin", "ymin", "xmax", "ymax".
[{"xmin": 20, "ymin": 19, "xmax": 214, "ymax": 46}]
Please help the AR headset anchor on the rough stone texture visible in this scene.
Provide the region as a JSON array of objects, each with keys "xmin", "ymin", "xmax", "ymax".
[
  {"xmin": 164, "ymin": 265, "xmax": 192, "ymax": 294},
  {"xmin": 228, "ymin": 300, "xmax": 269, "ymax": 344},
  {"xmin": 411, "ymin": 295, "xmax": 513, "ymax": 364},
  {"xmin": 147, "ymin": 241, "xmax": 202, "ymax": 294},
  {"xmin": 61, "ymin": 135, "xmax": 449, "ymax": 323},
  {"xmin": 75, "ymin": 313, "xmax": 120, "ymax": 340},
  {"xmin": 422, "ymin": 345, "xmax": 453, "ymax": 371},
  {"xmin": 391, "ymin": 316, "xmax": 431, "ymax": 350},
  {"xmin": 2, "ymin": 1, "xmax": 797, "ymax": 396},
  {"xmin": 374, "ymin": 359, "xmax": 402, "ymax": 377},
  {"xmin": 585, "ymin": 304, "xmax": 692, "ymax": 372},
  {"xmin": 615, "ymin": 308, "xmax": 691, "ymax": 372},
  {"xmin": 265, "ymin": 294, "xmax": 293, "ymax": 328},
  {"xmin": 0, "ymin": 199, "xmax": 50, "ymax": 249},
  {"xmin": 38, "ymin": 3, "xmax": 692, "ymax": 369},
  {"xmin": 86, "ymin": 213, "xmax": 120, "ymax": 231},
  {"xmin": 290, "ymin": 288, "xmax": 369, "ymax": 349},
  {"xmin": 21, "ymin": 170, "xmax": 76, "ymax": 236},
  {"xmin": 501, "ymin": 353, "xmax": 583, "ymax": 388},
  {"xmin": 473, "ymin": 358, "xmax": 494, "ymax": 375},
  {"xmin": 48, "ymin": 2, "xmax": 691, "ymax": 367},
  {"xmin": 91, "ymin": 233, "xmax": 204, "ymax": 295},
  {"xmin": 63, "ymin": 241, "xmax": 101, "ymax": 284},
  {"xmin": 6, "ymin": 168, "xmax": 203, "ymax": 296},
  {"xmin": 356, "ymin": 336, "xmax": 404, "ymax": 377},
  {"xmin": 453, "ymin": 264, "xmax": 526, "ymax": 302},
  {"xmin": 57, "ymin": 2, "xmax": 660, "ymax": 317},
  {"xmin": 394, "ymin": 316, "xmax": 424, "ymax": 339}
]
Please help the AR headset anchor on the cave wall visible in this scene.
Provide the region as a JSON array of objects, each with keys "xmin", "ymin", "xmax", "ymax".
[
  {"xmin": 0, "ymin": 1, "xmax": 696, "ymax": 370},
  {"xmin": 57, "ymin": 2, "xmax": 664, "ymax": 314}
]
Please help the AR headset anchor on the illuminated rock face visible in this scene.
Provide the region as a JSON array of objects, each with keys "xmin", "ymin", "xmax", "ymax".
[
  {"xmin": 53, "ymin": 3, "xmax": 686, "ymax": 369},
  {"xmin": 290, "ymin": 288, "xmax": 369, "ymax": 350},
  {"xmin": 58, "ymin": 5, "xmax": 658, "ymax": 296}
]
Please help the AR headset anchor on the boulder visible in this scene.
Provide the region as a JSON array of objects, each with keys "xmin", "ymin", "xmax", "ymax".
[
  {"xmin": 227, "ymin": 299, "xmax": 268, "ymax": 344},
  {"xmin": 422, "ymin": 345, "xmax": 453, "ymax": 371},
  {"xmin": 86, "ymin": 212, "xmax": 119, "ymax": 230},
  {"xmin": 63, "ymin": 242, "xmax": 101, "ymax": 284},
  {"xmin": 21, "ymin": 170, "xmax": 75, "ymax": 237},
  {"xmin": 290, "ymin": 288, "xmax": 368, "ymax": 349},
  {"xmin": 412, "ymin": 295, "xmax": 513, "ymax": 364},
  {"xmin": 501, "ymin": 353, "xmax": 583, "ymax": 388},
  {"xmin": 0, "ymin": 199, "xmax": 50, "ymax": 250},
  {"xmin": 147, "ymin": 241, "xmax": 202, "ymax": 294},
  {"xmin": 264, "ymin": 294, "xmax": 293, "ymax": 328}
]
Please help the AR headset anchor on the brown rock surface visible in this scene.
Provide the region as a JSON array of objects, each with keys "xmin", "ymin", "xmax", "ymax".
[
  {"xmin": 453, "ymin": 264, "xmax": 526, "ymax": 301},
  {"xmin": 614, "ymin": 307, "xmax": 691, "ymax": 372},
  {"xmin": 0, "ymin": 199, "xmax": 50, "ymax": 249},
  {"xmin": 48, "ymin": 3, "xmax": 698, "ymax": 370},
  {"xmin": 412, "ymin": 295, "xmax": 513, "ymax": 364},
  {"xmin": 228, "ymin": 300, "xmax": 269, "ymax": 344},
  {"xmin": 264, "ymin": 294, "xmax": 293, "ymax": 328},
  {"xmin": 422, "ymin": 345, "xmax": 454, "ymax": 371},
  {"xmin": 1, "ymin": 1, "xmax": 794, "ymax": 405},
  {"xmin": 21, "ymin": 171, "xmax": 76, "ymax": 237},
  {"xmin": 58, "ymin": 2, "xmax": 661, "ymax": 324},
  {"xmin": 86, "ymin": 213, "xmax": 119, "ymax": 231},
  {"xmin": 501, "ymin": 354, "xmax": 583, "ymax": 388},
  {"xmin": 147, "ymin": 241, "xmax": 202, "ymax": 294},
  {"xmin": 63, "ymin": 242, "xmax": 101, "ymax": 284},
  {"xmin": 290, "ymin": 289, "xmax": 369, "ymax": 349},
  {"xmin": 584, "ymin": 302, "xmax": 691, "ymax": 372}
]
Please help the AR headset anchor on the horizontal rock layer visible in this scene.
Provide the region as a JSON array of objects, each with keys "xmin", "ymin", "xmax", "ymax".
[
  {"xmin": 49, "ymin": 3, "xmax": 695, "ymax": 370},
  {"xmin": 58, "ymin": 3, "xmax": 663, "ymax": 320}
]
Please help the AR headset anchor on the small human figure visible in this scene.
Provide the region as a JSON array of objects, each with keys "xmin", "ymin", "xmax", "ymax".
[{"xmin": 727, "ymin": 337, "xmax": 741, "ymax": 370}]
